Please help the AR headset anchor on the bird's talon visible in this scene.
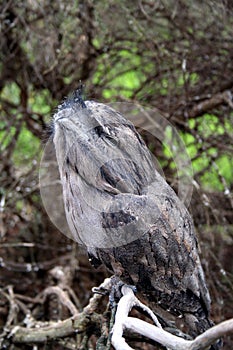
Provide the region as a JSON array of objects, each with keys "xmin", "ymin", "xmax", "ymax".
[
  {"xmin": 124, "ymin": 284, "xmax": 137, "ymax": 294},
  {"xmin": 92, "ymin": 286, "xmax": 109, "ymax": 295}
]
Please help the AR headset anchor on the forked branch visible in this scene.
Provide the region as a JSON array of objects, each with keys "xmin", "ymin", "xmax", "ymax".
[
  {"xmin": 111, "ymin": 285, "xmax": 233, "ymax": 350},
  {"xmin": 2, "ymin": 280, "xmax": 232, "ymax": 350}
]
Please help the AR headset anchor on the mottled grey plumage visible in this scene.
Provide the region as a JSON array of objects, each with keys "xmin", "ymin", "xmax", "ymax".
[{"xmin": 52, "ymin": 90, "xmax": 220, "ymax": 348}]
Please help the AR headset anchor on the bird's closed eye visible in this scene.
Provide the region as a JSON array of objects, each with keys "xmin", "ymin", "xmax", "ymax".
[
  {"xmin": 104, "ymin": 134, "xmax": 118, "ymax": 146},
  {"xmin": 94, "ymin": 125, "xmax": 118, "ymax": 146}
]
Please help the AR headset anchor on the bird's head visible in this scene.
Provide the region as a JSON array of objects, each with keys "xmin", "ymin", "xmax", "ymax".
[
  {"xmin": 52, "ymin": 89, "xmax": 156, "ymax": 196},
  {"xmin": 51, "ymin": 89, "xmax": 168, "ymax": 248}
]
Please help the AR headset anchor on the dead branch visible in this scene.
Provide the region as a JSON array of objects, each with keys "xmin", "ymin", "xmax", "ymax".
[
  {"xmin": 42, "ymin": 286, "xmax": 79, "ymax": 316},
  {"xmin": 188, "ymin": 90, "xmax": 233, "ymax": 118},
  {"xmin": 1, "ymin": 278, "xmax": 232, "ymax": 349},
  {"xmin": 6, "ymin": 278, "xmax": 111, "ymax": 345},
  {"xmin": 111, "ymin": 286, "xmax": 233, "ymax": 350}
]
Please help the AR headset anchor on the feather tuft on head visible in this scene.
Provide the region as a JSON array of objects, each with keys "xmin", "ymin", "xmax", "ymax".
[{"xmin": 58, "ymin": 82, "xmax": 86, "ymax": 111}]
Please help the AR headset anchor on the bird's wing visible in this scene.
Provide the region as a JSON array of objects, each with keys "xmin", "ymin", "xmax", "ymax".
[
  {"xmin": 94, "ymin": 179, "xmax": 211, "ymax": 315},
  {"xmin": 64, "ymin": 146, "xmax": 211, "ymax": 315}
]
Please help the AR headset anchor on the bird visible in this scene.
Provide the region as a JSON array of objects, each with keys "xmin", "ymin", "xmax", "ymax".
[{"xmin": 52, "ymin": 87, "xmax": 221, "ymax": 349}]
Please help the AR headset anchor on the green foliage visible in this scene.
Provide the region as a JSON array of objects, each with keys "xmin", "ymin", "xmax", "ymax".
[
  {"xmin": 183, "ymin": 113, "xmax": 232, "ymax": 190},
  {"xmin": 1, "ymin": 0, "xmax": 232, "ymax": 196},
  {"xmin": 13, "ymin": 125, "xmax": 40, "ymax": 166},
  {"xmin": 0, "ymin": 125, "xmax": 16, "ymax": 151},
  {"xmin": 0, "ymin": 83, "xmax": 20, "ymax": 151},
  {"xmin": 29, "ymin": 88, "xmax": 51, "ymax": 115},
  {"xmin": 1, "ymin": 77, "xmax": 231, "ymax": 194},
  {"xmin": 1, "ymin": 82, "xmax": 20, "ymax": 105},
  {"xmin": 94, "ymin": 47, "xmax": 146, "ymax": 99},
  {"xmin": 0, "ymin": 84, "xmax": 50, "ymax": 168},
  {"xmin": 161, "ymin": 111, "xmax": 232, "ymax": 191},
  {"xmin": 216, "ymin": 154, "xmax": 232, "ymax": 185}
]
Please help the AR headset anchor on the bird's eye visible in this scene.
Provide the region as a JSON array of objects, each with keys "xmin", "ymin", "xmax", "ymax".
[
  {"xmin": 104, "ymin": 135, "xmax": 118, "ymax": 147},
  {"xmin": 94, "ymin": 125, "xmax": 106, "ymax": 137},
  {"xmin": 94, "ymin": 125, "xmax": 118, "ymax": 146}
]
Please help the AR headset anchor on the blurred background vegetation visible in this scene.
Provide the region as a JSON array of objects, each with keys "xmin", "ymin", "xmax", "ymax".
[{"xmin": 0, "ymin": 0, "xmax": 233, "ymax": 349}]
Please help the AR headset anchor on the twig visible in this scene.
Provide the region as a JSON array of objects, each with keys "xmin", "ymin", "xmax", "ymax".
[
  {"xmin": 43, "ymin": 286, "xmax": 79, "ymax": 316},
  {"xmin": 4, "ymin": 279, "xmax": 233, "ymax": 349},
  {"xmin": 188, "ymin": 90, "xmax": 233, "ymax": 118},
  {"xmin": 8, "ymin": 278, "xmax": 111, "ymax": 344}
]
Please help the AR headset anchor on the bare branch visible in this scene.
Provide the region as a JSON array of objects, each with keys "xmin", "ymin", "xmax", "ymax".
[
  {"xmin": 9, "ymin": 278, "xmax": 111, "ymax": 344},
  {"xmin": 188, "ymin": 90, "xmax": 233, "ymax": 118},
  {"xmin": 42, "ymin": 286, "xmax": 79, "ymax": 316},
  {"xmin": 111, "ymin": 286, "xmax": 232, "ymax": 350}
]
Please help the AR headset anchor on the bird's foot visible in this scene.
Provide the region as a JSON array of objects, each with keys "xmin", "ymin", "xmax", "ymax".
[
  {"xmin": 109, "ymin": 276, "xmax": 137, "ymax": 308},
  {"xmin": 92, "ymin": 285, "xmax": 110, "ymax": 296},
  {"xmin": 92, "ymin": 275, "xmax": 137, "ymax": 309}
]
